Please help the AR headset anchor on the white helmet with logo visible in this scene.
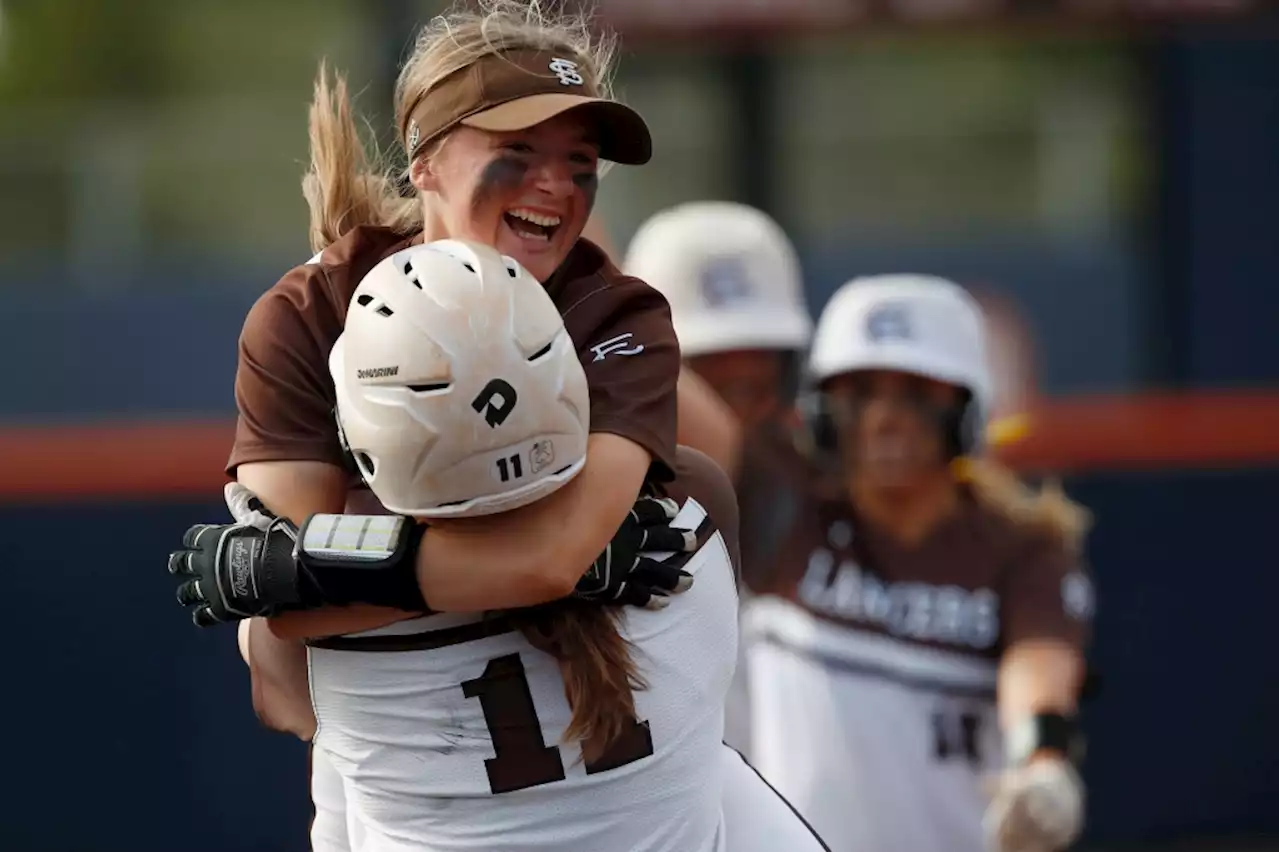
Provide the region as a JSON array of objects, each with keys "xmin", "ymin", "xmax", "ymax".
[
  {"xmin": 331, "ymin": 240, "xmax": 589, "ymax": 518},
  {"xmin": 807, "ymin": 274, "xmax": 993, "ymax": 451},
  {"xmin": 623, "ymin": 201, "xmax": 812, "ymax": 357}
]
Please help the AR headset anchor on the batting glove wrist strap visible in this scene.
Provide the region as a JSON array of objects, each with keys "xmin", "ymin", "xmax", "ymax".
[
  {"xmin": 170, "ymin": 509, "xmax": 426, "ymax": 628},
  {"xmin": 295, "ymin": 514, "xmax": 427, "ymax": 611}
]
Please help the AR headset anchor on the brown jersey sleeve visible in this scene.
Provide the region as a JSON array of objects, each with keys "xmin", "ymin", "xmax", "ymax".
[
  {"xmin": 1001, "ymin": 533, "xmax": 1095, "ymax": 651},
  {"xmin": 566, "ymin": 276, "xmax": 680, "ymax": 482},
  {"xmin": 226, "ymin": 267, "xmax": 346, "ymax": 474}
]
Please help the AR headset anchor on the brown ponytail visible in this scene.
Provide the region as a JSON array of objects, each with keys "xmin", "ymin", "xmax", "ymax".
[{"xmin": 514, "ymin": 601, "xmax": 644, "ymax": 763}]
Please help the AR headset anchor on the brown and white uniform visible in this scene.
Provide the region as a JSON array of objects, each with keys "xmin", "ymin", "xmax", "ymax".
[
  {"xmin": 739, "ymin": 481, "xmax": 1091, "ymax": 852},
  {"xmin": 303, "ymin": 449, "xmax": 740, "ymax": 852},
  {"xmin": 229, "ymin": 227, "xmax": 828, "ymax": 852}
]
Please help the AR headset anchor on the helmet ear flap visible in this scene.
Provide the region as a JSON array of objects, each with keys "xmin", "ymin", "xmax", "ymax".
[
  {"xmin": 797, "ymin": 383, "xmax": 985, "ymax": 461},
  {"xmin": 957, "ymin": 401, "xmax": 980, "ymax": 457},
  {"xmin": 795, "ymin": 389, "xmax": 838, "ymax": 460},
  {"xmin": 778, "ymin": 350, "xmax": 804, "ymax": 405},
  {"xmin": 943, "ymin": 392, "xmax": 985, "ymax": 458}
]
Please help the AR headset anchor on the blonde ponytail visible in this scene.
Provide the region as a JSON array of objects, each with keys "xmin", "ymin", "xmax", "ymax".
[
  {"xmin": 953, "ymin": 457, "xmax": 1091, "ymax": 554},
  {"xmin": 302, "ymin": 63, "xmax": 421, "ymax": 253}
]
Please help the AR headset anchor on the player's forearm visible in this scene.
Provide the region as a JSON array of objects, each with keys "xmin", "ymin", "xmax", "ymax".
[
  {"xmin": 243, "ymin": 618, "xmax": 317, "ymax": 740},
  {"xmin": 414, "ymin": 434, "xmax": 651, "ymax": 611},
  {"xmin": 997, "ymin": 639, "xmax": 1083, "ymax": 732},
  {"xmin": 267, "ymin": 605, "xmax": 418, "ymax": 641},
  {"xmin": 414, "ymin": 504, "xmax": 575, "ymax": 611}
]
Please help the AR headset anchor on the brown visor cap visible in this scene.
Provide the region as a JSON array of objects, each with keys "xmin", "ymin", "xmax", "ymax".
[{"xmin": 402, "ymin": 49, "xmax": 652, "ymax": 166}]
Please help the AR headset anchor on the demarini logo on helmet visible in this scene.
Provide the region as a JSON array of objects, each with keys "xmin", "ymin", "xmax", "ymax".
[
  {"xmin": 472, "ymin": 378, "xmax": 519, "ymax": 428},
  {"xmin": 357, "ymin": 366, "xmax": 400, "ymax": 380}
]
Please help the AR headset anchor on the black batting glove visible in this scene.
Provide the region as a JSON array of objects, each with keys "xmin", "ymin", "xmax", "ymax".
[
  {"xmin": 574, "ymin": 494, "xmax": 697, "ymax": 610},
  {"xmin": 168, "ymin": 484, "xmax": 426, "ymax": 628},
  {"xmin": 168, "ymin": 512, "xmax": 306, "ymax": 627}
]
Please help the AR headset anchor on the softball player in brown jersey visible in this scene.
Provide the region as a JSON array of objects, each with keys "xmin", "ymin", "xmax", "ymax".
[
  {"xmin": 180, "ymin": 0, "xmax": 727, "ymax": 658},
  {"xmin": 165, "ymin": 3, "xmax": 827, "ymax": 847},
  {"xmin": 625, "ymin": 202, "xmax": 814, "ymax": 467},
  {"xmin": 624, "ymin": 201, "xmax": 816, "ymax": 755},
  {"xmin": 726, "ymin": 274, "xmax": 1094, "ymax": 852},
  {"xmin": 202, "ymin": 0, "xmax": 695, "ymax": 747}
]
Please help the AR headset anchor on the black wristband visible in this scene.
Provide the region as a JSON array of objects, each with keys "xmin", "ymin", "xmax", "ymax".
[
  {"xmin": 262, "ymin": 527, "xmax": 312, "ymax": 608},
  {"xmin": 293, "ymin": 514, "xmax": 428, "ymax": 611},
  {"xmin": 1006, "ymin": 712, "xmax": 1085, "ymax": 766}
]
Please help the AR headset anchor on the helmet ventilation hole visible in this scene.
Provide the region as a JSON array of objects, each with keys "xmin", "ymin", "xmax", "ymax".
[
  {"xmin": 354, "ymin": 452, "xmax": 377, "ymax": 480},
  {"xmin": 402, "ymin": 261, "xmax": 423, "ymax": 289},
  {"xmin": 354, "ymin": 293, "xmax": 394, "ymax": 317},
  {"xmin": 407, "ymin": 382, "xmax": 451, "ymax": 393}
]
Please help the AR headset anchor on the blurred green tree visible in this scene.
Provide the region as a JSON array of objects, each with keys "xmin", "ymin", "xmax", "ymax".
[
  {"xmin": 0, "ymin": 0, "xmax": 174, "ymax": 102},
  {"xmin": 0, "ymin": 1, "xmax": 381, "ymax": 274}
]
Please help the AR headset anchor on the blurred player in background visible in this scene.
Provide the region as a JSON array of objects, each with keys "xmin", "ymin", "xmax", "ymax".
[
  {"xmin": 624, "ymin": 201, "xmax": 816, "ymax": 753},
  {"xmin": 625, "ymin": 202, "xmax": 813, "ymax": 476},
  {"xmin": 717, "ymin": 273, "xmax": 1096, "ymax": 852}
]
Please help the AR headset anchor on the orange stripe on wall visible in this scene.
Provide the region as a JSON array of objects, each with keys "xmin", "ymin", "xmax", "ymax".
[
  {"xmin": 0, "ymin": 421, "xmax": 238, "ymax": 501},
  {"xmin": 0, "ymin": 390, "xmax": 1273, "ymax": 501},
  {"xmin": 994, "ymin": 389, "xmax": 1276, "ymax": 473}
]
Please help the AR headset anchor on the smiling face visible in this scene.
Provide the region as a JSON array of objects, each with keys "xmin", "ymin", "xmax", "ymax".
[{"xmin": 412, "ymin": 113, "xmax": 600, "ymax": 282}]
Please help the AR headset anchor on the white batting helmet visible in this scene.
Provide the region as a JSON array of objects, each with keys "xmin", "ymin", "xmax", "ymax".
[
  {"xmin": 331, "ymin": 240, "xmax": 589, "ymax": 518},
  {"xmin": 807, "ymin": 274, "xmax": 993, "ymax": 451},
  {"xmin": 623, "ymin": 201, "xmax": 812, "ymax": 357}
]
